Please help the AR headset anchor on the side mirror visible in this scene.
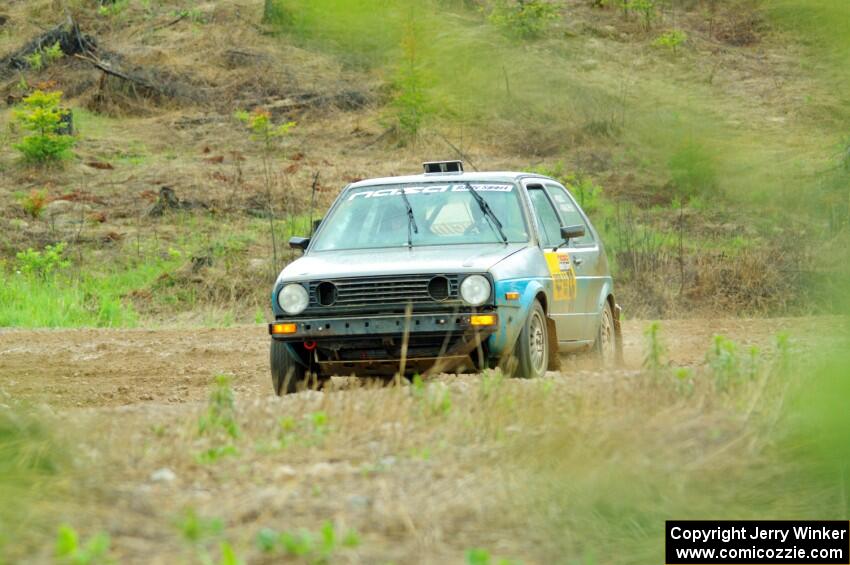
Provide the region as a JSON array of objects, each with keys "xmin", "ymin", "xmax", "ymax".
[
  {"xmin": 560, "ymin": 224, "xmax": 585, "ymax": 242},
  {"xmin": 289, "ymin": 236, "xmax": 310, "ymax": 250}
]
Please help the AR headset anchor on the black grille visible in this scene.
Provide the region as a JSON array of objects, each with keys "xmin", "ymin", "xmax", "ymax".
[{"xmin": 308, "ymin": 275, "xmax": 460, "ymax": 309}]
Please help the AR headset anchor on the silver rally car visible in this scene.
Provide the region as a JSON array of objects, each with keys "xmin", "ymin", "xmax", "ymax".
[{"xmin": 268, "ymin": 161, "xmax": 622, "ymax": 394}]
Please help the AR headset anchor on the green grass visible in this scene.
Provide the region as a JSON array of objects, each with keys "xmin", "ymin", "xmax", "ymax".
[
  {"xmin": 0, "ymin": 255, "xmax": 180, "ymax": 328},
  {"xmin": 503, "ymin": 335, "xmax": 849, "ymax": 564},
  {"xmin": 768, "ymin": 0, "xmax": 850, "ymax": 118},
  {"xmin": 71, "ymin": 108, "xmax": 117, "ymax": 139},
  {"xmin": 0, "ymin": 212, "xmax": 315, "ymax": 329}
]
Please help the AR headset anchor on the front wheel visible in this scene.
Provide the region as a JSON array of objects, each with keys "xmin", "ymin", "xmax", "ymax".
[
  {"xmin": 510, "ymin": 301, "xmax": 549, "ymax": 379},
  {"xmin": 270, "ymin": 340, "xmax": 308, "ymax": 395}
]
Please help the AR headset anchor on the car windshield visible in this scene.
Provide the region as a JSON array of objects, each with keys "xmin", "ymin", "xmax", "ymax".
[{"xmin": 311, "ymin": 182, "xmax": 529, "ymax": 251}]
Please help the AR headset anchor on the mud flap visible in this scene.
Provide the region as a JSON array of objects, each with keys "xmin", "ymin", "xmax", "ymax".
[
  {"xmin": 546, "ymin": 316, "xmax": 560, "ymax": 371},
  {"xmin": 613, "ymin": 303, "xmax": 624, "ymax": 365}
]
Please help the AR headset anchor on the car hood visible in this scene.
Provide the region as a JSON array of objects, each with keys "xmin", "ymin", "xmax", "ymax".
[{"xmin": 277, "ymin": 243, "xmax": 527, "ymax": 282}]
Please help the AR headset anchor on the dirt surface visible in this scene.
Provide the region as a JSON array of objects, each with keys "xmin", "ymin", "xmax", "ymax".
[
  {"xmin": 0, "ymin": 318, "xmax": 839, "ymax": 564},
  {"xmin": 0, "ymin": 318, "xmax": 825, "ymax": 408}
]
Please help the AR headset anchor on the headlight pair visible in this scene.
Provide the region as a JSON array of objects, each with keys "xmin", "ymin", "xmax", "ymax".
[{"xmin": 278, "ymin": 275, "xmax": 491, "ymax": 313}]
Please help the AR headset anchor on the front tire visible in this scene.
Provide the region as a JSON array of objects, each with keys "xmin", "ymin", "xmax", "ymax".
[
  {"xmin": 511, "ymin": 301, "xmax": 549, "ymax": 379},
  {"xmin": 270, "ymin": 340, "xmax": 307, "ymax": 395}
]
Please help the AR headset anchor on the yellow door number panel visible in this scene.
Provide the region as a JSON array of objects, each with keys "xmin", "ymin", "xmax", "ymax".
[{"xmin": 544, "ymin": 251, "xmax": 577, "ymax": 301}]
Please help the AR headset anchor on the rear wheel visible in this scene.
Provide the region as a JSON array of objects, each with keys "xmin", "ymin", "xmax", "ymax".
[
  {"xmin": 594, "ymin": 301, "xmax": 617, "ymax": 367},
  {"xmin": 270, "ymin": 340, "xmax": 308, "ymax": 395},
  {"xmin": 511, "ymin": 301, "xmax": 549, "ymax": 379}
]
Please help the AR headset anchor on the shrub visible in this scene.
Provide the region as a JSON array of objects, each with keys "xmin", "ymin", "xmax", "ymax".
[
  {"xmin": 13, "ymin": 90, "xmax": 75, "ymax": 164},
  {"xmin": 488, "ymin": 0, "xmax": 558, "ymax": 39},
  {"xmin": 565, "ymin": 173, "xmax": 604, "ymax": 215},
  {"xmin": 384, "ymin": 22, "xmax": 430, "ymax": 143},
  {"xmin": 668, "ymin": 141, "xmax": 718, "ymax": 200},
  {"xmin": 256, "ymin": 521, "xmax": 359, "ymax": 560},
  {"xmin": 411, "ymin": 376, "xmax": 453, "ymax": 416},
  {"xmin": 198, "ymin": 374, "xmax": 239, "ymax": 440},
  {"xmin": 277, "ymin": 410, "xmax": 330, "ymax": 448},
  {"xmin": 176, "ymin": 508, "xmax": 224, "ymax": 545},
  {"xmin": 234, "ymin": 108, "xmax": 296, "ymax": 267},
  {"xmin": 653, "ymin": 29, "xmax": 687, "ymax": 53},
  {"xmin": 55, "ymin": 525, "xmax": 111, "ymax": 565},
  {"xmin": 196, "ymin": 374, "xmax": 240, "ymax": 463},
  {"xmin": 642, "ymin": 321, "xmax": 666, "ymax": 377},
  {"xmin": 706, "ymin": 334, "xmax": 742, "ymax": 391},
  {"xmin": 466, "ymin": 548, "xmax": 519, "ymax": 565},
  {"xmin": 631, "ymin": 0, "xmax": 656, "ymax": 29},
  {"xmin": 18, "ymin": 189, "xmax": 48, "ymax": 219},
  {"xmin": 773, "ymin": 332, "xmax": 792, "ymax": 378},
  {"xmin": 234, "ymin": 109, "xmax": 296, "ymax": 149},
  {"xmin": 16, "ymin": 242, "xmax": 70, "ymax": 280},
  {"xmin": 24, "ymin": 41, "xmax": 63, "ymax": 71},
  {"xmin": 619, "ymin": 0, "xmax": 655, "ymax": 28},
  {"xmin": 98, "ymin": 0, "xmax": 129, "ymax": 17},
  {"xmin": 262, "ymin": 0, "xmax": 293, "ymax": 27}
]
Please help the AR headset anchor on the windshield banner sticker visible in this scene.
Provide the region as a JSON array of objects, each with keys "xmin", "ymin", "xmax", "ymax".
[{"xmin": 348, "ymin": 184, "xmax": 513, "ymax": 201}]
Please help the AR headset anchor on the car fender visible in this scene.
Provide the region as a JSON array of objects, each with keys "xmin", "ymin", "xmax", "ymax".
[{"xmin": 487, "ymin": 277, "xmax": 552, "ymax": 357}]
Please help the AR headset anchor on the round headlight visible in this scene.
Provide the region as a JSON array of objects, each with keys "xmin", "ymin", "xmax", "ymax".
[
  {"xmin": 460, "ymin": 275, "xmax": 491, "ymax": 306},
  {"xmin": 277, "ymin": 283, "xmax": 309, "ymax": 315}
]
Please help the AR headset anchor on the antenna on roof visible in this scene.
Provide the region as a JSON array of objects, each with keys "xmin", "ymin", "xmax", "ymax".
[{"xmin": 423, "ymin": 160, "xmax": 463, "ymax": 174}]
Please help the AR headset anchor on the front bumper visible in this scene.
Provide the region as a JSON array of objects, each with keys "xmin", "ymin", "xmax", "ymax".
[
  {"xmin": 269, "ymin": 312, "xmax": 497, "ymax": 340},
  {"xmin": 269, "ymin": 311, "xmax": 498, "ymax": 377}
]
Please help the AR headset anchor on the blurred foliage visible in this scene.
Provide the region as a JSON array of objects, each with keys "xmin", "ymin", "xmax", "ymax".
[
  {"xmin": 486, "ymin": 0, "xmax": 559, "ymax": 39},
  {"xmin": 256, "ymin": 521, "xmax": 360, "ymax": 560},
  {"xmin": 55, "ymin": 525, "xmax": 111, "ymax": 565},
  {"xmin": 262, "ymin": 0, "xmax": 849, "ymax": 233},
  {"xmin": 383, "ymin": 20, "xmax": 431, "ymax": 143},
  {"xmin": 0, "ymin": 407, "xmax": 67, "ymax": 561},
  {"xmin": 668, "ymin": 141, "xmax": 718, "ymax": 201},
  {"xmin": 786, "ymin": 350, "xmax": 850, "ymax": 510},
  {"xmin": 653, "ymin": 29, "xmax": 687, "ymax": 53}
]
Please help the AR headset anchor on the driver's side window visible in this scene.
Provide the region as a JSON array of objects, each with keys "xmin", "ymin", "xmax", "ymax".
[
  {"xmin": 545, "ymin": 184, "xmax": 594, "ymax": 246},
  {"xmin": 527, "ymin": 187, "xmax": 562, "ymax": 248}
]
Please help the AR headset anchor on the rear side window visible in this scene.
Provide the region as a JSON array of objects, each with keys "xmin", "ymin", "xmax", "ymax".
[
  {"xmin": 527, "ymin": 187, "xmax": 562, "ymax": 248},
  {"xmin": 546, "ymin": 184, "xmax": 595, "ymax": 246}
]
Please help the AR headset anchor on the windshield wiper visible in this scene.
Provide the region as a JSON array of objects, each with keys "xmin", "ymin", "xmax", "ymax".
[
  {"xmin": 466, "ymin": 182, "xmax": 508, "ymax": 244},
  {"xmin": 400, "ymin": 188, "xmax": 418, "ymax": 248}
]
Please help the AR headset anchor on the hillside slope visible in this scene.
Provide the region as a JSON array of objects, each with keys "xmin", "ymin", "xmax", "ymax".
[{"xmin": 0, "ymin": 0, "xmax": 847, "ymax": 322}]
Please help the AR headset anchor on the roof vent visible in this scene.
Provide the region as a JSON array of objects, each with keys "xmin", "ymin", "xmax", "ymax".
[{"xmin": 423, "ymin": 160, "xmax": 463, "ymax": 174}]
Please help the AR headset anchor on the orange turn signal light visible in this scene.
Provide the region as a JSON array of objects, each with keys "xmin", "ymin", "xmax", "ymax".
[
  {"xmin": 470, "ymin": 314, "xmax": 498, "ymax": 327},
  {"xmin": 505, "ymin": 291, "xmax": 520, "ymax": 301},
  {"xmin": 271, "ymin": 323, "xmax": 297, "ymax": 335}
]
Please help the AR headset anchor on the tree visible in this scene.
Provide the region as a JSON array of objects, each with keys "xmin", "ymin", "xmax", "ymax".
[{"xmin": 13, "ymin": 90, "xmax": 75, "ymax": 164}]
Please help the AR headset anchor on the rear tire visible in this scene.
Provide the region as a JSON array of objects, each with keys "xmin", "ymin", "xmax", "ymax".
[
  {"xmin": 270, "ymin": 340, "xmax": 307, "ymax": 395},
  {"xmin": 510, "ymin": 301, "xmax": 549, "ymax": 379}
]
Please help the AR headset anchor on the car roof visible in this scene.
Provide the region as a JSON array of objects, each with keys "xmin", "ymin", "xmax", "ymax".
[{"xmin": 347, "ymin": 171, "xmax": 554, "ymax": 189}]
